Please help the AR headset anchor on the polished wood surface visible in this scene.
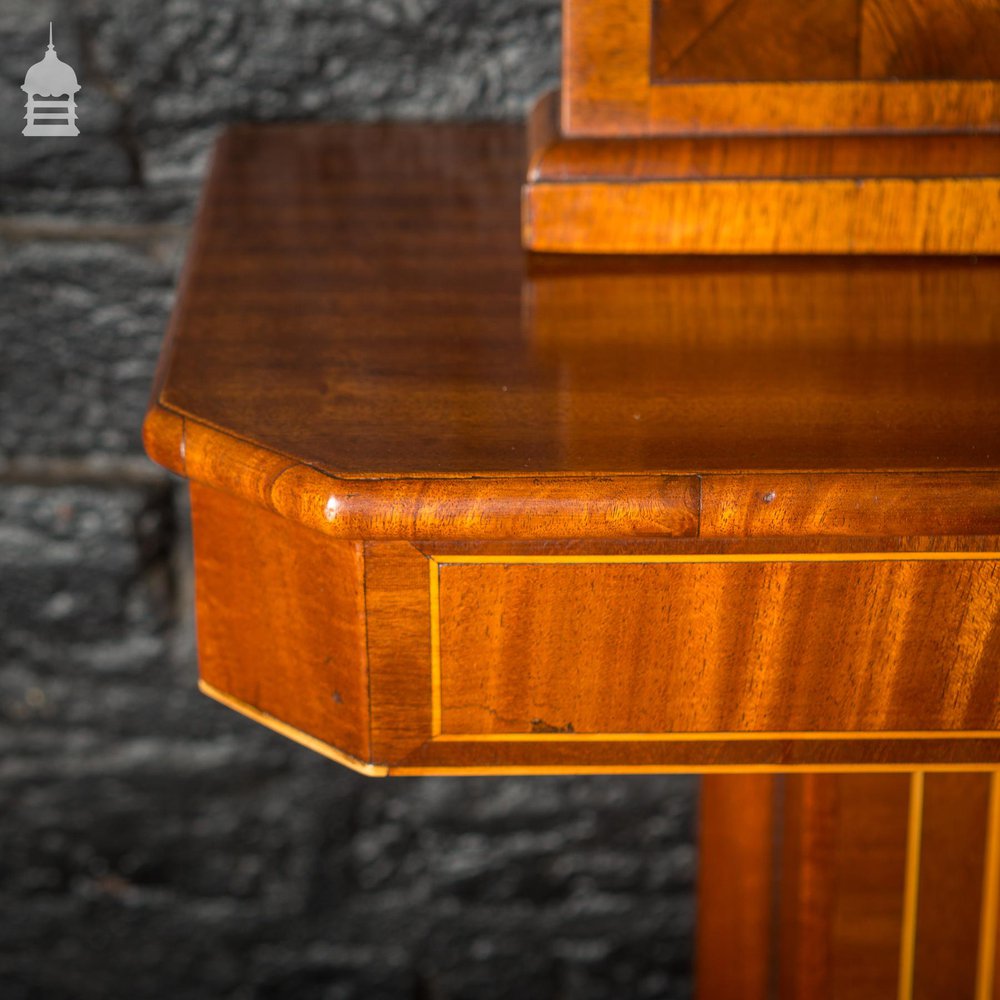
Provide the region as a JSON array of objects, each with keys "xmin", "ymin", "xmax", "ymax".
[
  {"xmin": 435, "ymin": 556, "xmax": 1000, "ymax": 736},
  {"xmin": 143, "ymin": 118, "xmax": 1000, "ymax": 1000},
  {"xmin": 695, "ymin": 776, "xmax": 775, "ymax": 1000},
  {"xmin": 652, "ymin": 0, "xmax": 864, "ymax": 83},
  {"xmin": 525, "ymin": 175, "xmax": 1000, "ymax": 253},
  {"xmin": 651, "ymin": 0, "xmax": 1000, "ymax": 82},
  {"xmin": 530, "ymin": 95, "xmax": 1000, "ymax": 181},
  {"xmin": 368, "ymin": 538, "xmax": 1000, "ymax": 774},
  {"xmin": 697, "ymin": 772, "xmax": 1000, "ymax": 999},
  {"xmin": 913, "ymin": 774, "xmax": 992, "ymax": 1000},
  {"xmin": 190, "ymin": 481, "xmax": 373, "ymax": 769},
  {"xmin": 564, "ymin": 0, "xmax": 1000, "ymax": 135},
  {"xmin": 548, "ymin": 0, "xmax": 1000, "ymax": 253},
  {"xmin": 525, "ymin": 91, "xmax": 1000, "ymax": 254},
  {"xmin": 145, "ymin": 124, "xmax": 1000, "ymax": 532},
  {"xmin": 142, "ymin": 123, "xmax": 1000, "ymax": 773},
  {"xmin": 779, "ymin": 774, "xmax": 913, "ymax": 999},
  {"xmin": 171, "ymin": 473, "xmax": 1000, "ymax": 772}
]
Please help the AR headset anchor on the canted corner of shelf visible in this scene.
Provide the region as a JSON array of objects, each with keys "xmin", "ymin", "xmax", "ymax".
[{"xmin": 198, "ymin": 679, "xmax": 388, "ymax": 778}]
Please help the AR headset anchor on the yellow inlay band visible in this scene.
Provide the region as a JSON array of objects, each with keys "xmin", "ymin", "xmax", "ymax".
[
  {"xmin": 429, "ymin": 559, "xmax": 442, "ymax": 737},
  {"xmin": 976, "ymin": 771, "xmax": 1000, "ymax": 1000},
  {"xmin": 432, "ymin": 731, "xmax": 1000, "ymax": 743},
  {"xmin": 899, "ymin": 771, "xmax": 925, "ymax": 1000},
  {"xmin": 390, "ymin": 763, "xmax": 1000, "ymax": 776},
  {"xmin": 198, "ymin": 680, "xmax": 387, "ymax": 777},
  {"xmin": 432, "ymin": 552, "xmax": 1000, "ymax": 565}
]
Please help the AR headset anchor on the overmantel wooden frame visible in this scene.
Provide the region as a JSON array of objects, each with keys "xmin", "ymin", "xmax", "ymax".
[{"xmin": 562, "ymin": 0, "xmax": 1000, "ymax": 135}]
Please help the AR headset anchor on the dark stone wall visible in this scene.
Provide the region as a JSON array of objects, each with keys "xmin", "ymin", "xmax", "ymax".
[{"xmin": 0, "ymin": 3, "xmax": 699, "ymax": 998}]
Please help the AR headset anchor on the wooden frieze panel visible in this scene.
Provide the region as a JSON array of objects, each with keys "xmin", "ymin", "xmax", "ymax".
[
  {"xmin": 651, "ymin": 0, "xmax": 1000, "ymax": 83},
  {"xmin": 433, "ymin": 554, "xmax": 1000, "ymax": 738}
]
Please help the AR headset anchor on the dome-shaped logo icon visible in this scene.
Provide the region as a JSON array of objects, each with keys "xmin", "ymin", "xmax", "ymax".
[{"xmin": 22, "ymin": 23, "xmax": 81, "ymax": 137}]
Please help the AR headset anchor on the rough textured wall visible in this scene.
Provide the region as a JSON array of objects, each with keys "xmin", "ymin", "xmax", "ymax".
[{"xmin": 0, "ymin": 3, "xmax": 698, "ymax": 998}]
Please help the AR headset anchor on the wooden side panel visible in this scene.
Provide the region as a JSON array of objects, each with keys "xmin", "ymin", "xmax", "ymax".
[
  {"xmin": 652, "ymin": 0, "xmax": 1000, "ymax": 82},
  {"xmin": 435, "ymin": 557, "xmax": 1000, "ymax": 736},
  {"xmin": 779, "ymin": 774, "xmax": 912, "ymax": 1000},
  {"xmin": 364, "ymin": 541, "xmax": 436, "ymax": 765},
  {"xmin": 914, "ymin": 774, "xmax": 991, "ymax": 1000},
  {"xmin": 190, "ymin": 482, "xmax": 371, "ymax": 762},
  {"xmin": 987, "ymin": 772, "xmax": 1000, "ymax": 1000},
  {"xmin": 695, "ymin": 776, "xmax": 775, "ymax": 1000}
]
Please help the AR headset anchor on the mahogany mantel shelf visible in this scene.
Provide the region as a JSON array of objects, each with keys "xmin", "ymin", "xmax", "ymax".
[{"xmin": 144, "ymin": 123, "xmax": 1000, "ymax": 777}]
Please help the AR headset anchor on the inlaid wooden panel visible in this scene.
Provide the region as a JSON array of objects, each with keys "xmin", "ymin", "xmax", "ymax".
[
  {"xmin": 652, "ymin": 0, "xmax": 860, "ymax": 82},
  {"xmin": 564, "ymin": 0, "xmax": 1000, "ymax": 134},
  {"xmin": 434, "ymin": 555, "xmax": 1000, "ymax": 737},
  {"xmin": 861, "ymin": 0, "xmax": 1000, "ymax": 79},
  {"xmin": 652, "ymin": 0, "xmax": 1000, "ymax": 82}
]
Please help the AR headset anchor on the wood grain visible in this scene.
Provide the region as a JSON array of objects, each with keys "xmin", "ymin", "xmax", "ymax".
[
  {"xmin": 525, "ymin": 88, "xmax": 1000, "ymax": 253},
  {"xmin": 529, "ymin": 92, "xmax": 1000, "ymax": 181},
  {"xmin": 190, "ymin": 482, "xmax": 371, "ymax": 763},
  {"xmin": 434, "ymin": 556, "xmax": 1000, "ymax": 736},
  {"xmin": 364, "ymin": 540, "xmax": 437, "ymax": 766},
  {"xmin": 778, "ymin": 774, "xmax": 912, "ymax": 1000},
  {"xmin": 913, "ymin": 773, "xmax": 992, "ymax": 1000},
  {"xmin": 355, "ymin": 538, "xmax": 1000, "ymax": 773},
  {"xmin": 142, "ymin": 124, "xmax": 1000, "ymax": 773},
  {"xmin": 701, "ymin": 473, "xmax": 1000, "ymax": 538},
  {"xmin": 653, "ymin": 0, "xmax": 860, "ymax": 82},
  {"xmin": 698, "ymin": 772, "xmax": 1000, "ymax": 998},
  {"xmin": 564, "ymin": 0, "xmax": 1000, "ymax": 135},
  {"xmin": 146, "ymin": 123, "xmax": 1000, "ymax": 534},
  {"xmin": 524, "ymin": 176, "xmax": 1000, "ymax": 254},
  {"xmin": 861, "ymin": 0, "xmax": 1000, "ymax": 79},
  {"xmin": 653, "ymin": 0, "xmax": 1000, "ymax": 82},
  {"xmin": 695, "ymin": 776, "xmax": 776, "ymax": 1000}
]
